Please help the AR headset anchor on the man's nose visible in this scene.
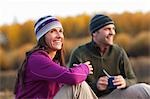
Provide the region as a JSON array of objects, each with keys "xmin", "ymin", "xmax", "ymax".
[{"xmin": 109, "ymin": 30, "xmax": 115, "ymax": 35}]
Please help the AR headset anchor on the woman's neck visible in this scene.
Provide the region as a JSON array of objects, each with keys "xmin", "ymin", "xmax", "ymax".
[{"xmin": 48, "ymin": 50, "xmax": 57, "ymax": 59}]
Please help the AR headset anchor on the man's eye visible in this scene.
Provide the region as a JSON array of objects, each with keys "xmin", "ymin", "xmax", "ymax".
[
  {"xmin": 113, "ymin": 27, "xmax": 116, "ymax": 31},
  {"xmin": 104, "ymin": 28, "xmax": 109, "ymax": 30}
]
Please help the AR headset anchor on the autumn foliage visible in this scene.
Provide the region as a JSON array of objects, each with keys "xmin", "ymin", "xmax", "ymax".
[{"xmin": 0, "ymin": 12, "xmax": 150, "ymax": 70}]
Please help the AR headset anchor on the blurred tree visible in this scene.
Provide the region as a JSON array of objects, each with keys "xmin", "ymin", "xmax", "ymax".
[
  {"xmin": 0, "ymin": 25, "xmax": 10, "ymax": 50},
  {"xmin": 60, "ymin": 13, "xmax": 90, "ymax": 38},
  {"xmin": 0, "ymin": 12, "xmax": 150, "ymax": 71},
  {"xmin": 5, "ymin": 23, "xmax": 22, "ymax": 50},
  {"xmin": 60, "ymin": 16, "xmax": 75, "ymax": 38},
  {"xmin": 111, "ymin": 12, "xmax": 150, "ymax": 35},
  {"xmin": 114, "ymin": 33, "xmax": 132, "ymax": 51},
  {"xmin": 72, "ymin": 14, "xmax": 90, "ymax": 37},
  {"xmin": 20, "ymin": 20, "xmax": 36, "ymax": 45},
  {"xmin": 128, "ymin": 32, "xmax": 150, "ymax": 57},
  {"xmin": 0, "ymin": 32, "xmax": 8, "ymax": 49},
  {"xmin": 142, "ymin": 12, "xmax": 150, "ymax": 31}
]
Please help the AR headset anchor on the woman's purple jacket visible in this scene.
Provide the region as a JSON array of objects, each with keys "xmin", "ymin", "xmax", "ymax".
[{"xmin": 15, "ymin": 50, "xmax": 89, "ymax": 99}]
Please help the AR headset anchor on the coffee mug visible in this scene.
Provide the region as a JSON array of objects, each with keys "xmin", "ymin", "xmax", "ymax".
[{"xmin": 108, "ymin": 76, "xmax": 117, "ymax": 89}]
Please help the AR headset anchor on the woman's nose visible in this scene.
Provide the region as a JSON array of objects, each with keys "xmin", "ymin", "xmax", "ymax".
[{"xmin": 56, "ymin": 31, "xmax": 64, "ymax": 38}]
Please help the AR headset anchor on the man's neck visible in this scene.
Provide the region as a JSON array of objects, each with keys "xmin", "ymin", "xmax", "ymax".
[
  {"xmin": 96, "ymin": 43, "xmax": 109, "ymax": 55},
  {"xmin": 92, "ymin": 40, "xmax": 109, "ymax": 55},
  {"xmin": 100, "ymin": 46, "xmax": 108, "ymax": 55}
]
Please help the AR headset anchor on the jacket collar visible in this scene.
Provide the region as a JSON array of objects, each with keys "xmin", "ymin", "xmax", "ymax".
[{"xmin": 86, "ymin": 40, "xmax": 112, "ymax": 57}]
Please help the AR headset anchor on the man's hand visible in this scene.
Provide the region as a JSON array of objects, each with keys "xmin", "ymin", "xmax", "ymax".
[
  {"xmin": 97, "ymin": 76, "xmax": 108, "ymax": 91},
  {"xmin": 113, "ymin": 75, "xmax": 126, "ymax": 89}
]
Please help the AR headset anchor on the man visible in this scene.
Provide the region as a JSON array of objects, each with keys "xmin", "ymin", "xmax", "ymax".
[{"xmin": 68, "ymin": 14, "xmax": 150, "ymax": 99}]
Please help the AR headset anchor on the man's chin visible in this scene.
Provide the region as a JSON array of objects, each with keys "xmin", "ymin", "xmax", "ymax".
[{"xmin": 107, "ymin": 42, "xmax": 113, "ymax": 46}]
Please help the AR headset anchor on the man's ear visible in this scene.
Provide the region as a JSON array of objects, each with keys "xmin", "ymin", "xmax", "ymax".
[{"xmin": 92, "ymin": 32, "xmax": 96, "ymax": 37}]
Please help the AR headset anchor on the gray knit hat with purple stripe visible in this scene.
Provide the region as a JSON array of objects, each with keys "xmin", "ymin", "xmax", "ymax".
[
  {"xmin": 34, "ymin": 15, "xmax": 63, "ymax": 41},
  {"xmin": 89, "ymin": 14, "xmax": 114, "ymax": 33}
]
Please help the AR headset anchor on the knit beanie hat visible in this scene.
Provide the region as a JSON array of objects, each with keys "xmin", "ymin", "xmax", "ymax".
[
  {"xmin": 34, "ymin": 15, "xmax": 63, "ymax": 41},
  {"xmin": 89, "ymin": 14, "xmax": 114, "ymax": 33}
]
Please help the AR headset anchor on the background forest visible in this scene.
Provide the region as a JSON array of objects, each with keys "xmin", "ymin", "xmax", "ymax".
[{"xmin": 0, "ymin": 12, "xmax": 150, "ymax": 98}]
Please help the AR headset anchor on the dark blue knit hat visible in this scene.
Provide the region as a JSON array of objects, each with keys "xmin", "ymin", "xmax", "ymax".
[{"xmin": 89, "ymin": 14, "xmax": 114, "ymax": 33}]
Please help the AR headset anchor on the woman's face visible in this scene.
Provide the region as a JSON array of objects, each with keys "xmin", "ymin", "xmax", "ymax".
[{"xmin": 45, "ymin": 27, "xmax": 64, "ymax": 51}]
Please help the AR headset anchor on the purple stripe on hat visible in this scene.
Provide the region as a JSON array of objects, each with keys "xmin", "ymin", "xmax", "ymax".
[{"xmin": 35, "ymin": 18, "xmax": 58, "ymax": 34}]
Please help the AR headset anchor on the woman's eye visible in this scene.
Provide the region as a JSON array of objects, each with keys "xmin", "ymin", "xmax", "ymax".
[
  {"xmin": 50, "ymin": 30, "xmax": 54, "ymax": 33},
  {"xmin": 50, "ymin": 29, "xmax": 56, "ymax": 33},
  {"xmin": 49, "ymin": 28, "xmax": 63, "ymax": 33},
  {"xmin": 59, "ymin": 29, "xmax": 63, "ymax": 33}
]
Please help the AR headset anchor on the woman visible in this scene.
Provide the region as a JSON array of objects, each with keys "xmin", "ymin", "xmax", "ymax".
[{"xmin": 14, "ymin": 15, "xmax": 98, "ymax": 99}]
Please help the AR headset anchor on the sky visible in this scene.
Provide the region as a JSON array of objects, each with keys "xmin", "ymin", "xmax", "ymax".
[{"xmin": 0, "ymin": 0, "xmax": 150, "ymax": 25}]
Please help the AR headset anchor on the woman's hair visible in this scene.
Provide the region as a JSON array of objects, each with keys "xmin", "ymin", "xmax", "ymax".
[{"xmin": 14, "ymin": 35, "xmax": 65, "ymax": 94}]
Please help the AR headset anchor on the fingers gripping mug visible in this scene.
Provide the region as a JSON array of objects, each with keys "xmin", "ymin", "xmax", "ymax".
[
  {"xmin": 102, "ymin": 69, "xmax": 117, "ymax": 89},
  {"xmin": 108, "ymin": 76, "xmax": 117, "ymax": 89}
]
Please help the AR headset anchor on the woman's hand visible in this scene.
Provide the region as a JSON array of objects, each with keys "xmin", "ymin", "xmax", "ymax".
[{"xmin": 83, "ymin": 61, "xmax": 93, "ymax": 74}]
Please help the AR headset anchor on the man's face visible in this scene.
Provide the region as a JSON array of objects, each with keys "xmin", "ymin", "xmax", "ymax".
[{"xmin": 93, "ymin": 24, "xmax": 116, "ymax": 46}]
